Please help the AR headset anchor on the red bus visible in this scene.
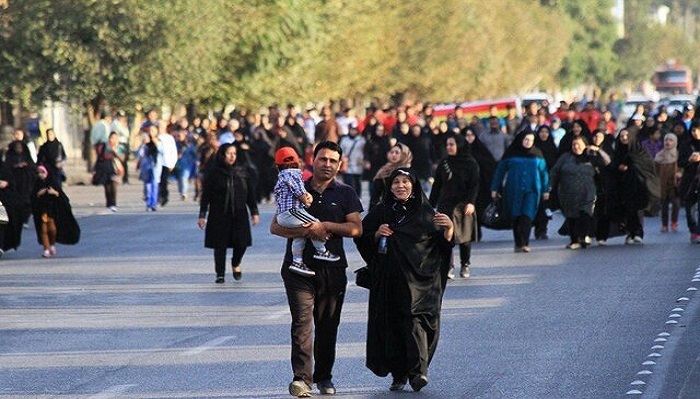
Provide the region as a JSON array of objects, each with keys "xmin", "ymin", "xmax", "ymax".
[{"xmin": 653, "ymin": 60, "xmax": 693, "ymax": 94}]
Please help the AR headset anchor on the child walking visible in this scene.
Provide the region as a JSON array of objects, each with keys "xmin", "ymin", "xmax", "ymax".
[
  {"xmin": 137, "ymin": 127, "xmax": 159, "ymax": 211},
  {"xmin": 31, "ymin": 164, "xmax": 80, "ymax": 257},
  {"xmin": 273, "ymin": 147, "xmax": 339, "ymax": 276},
  {"xmin": 654, "ymin": 133, "xmax": 681, "ymax": 232}
]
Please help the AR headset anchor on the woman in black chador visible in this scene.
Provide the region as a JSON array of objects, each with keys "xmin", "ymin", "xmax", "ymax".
[
  {"xmin": 5, "ymin": 138, "xmax": 36, "ymax": 225},
  {"xmin": 429, "ymin": 134, "xmax": 479, "ymax": 279},
  {"xmin": 198, "ymin": 143, "xmax": 259, "ymax": 283},
  {"xmin": 31, "ymin": 165, "xmax": 80, "ymax": 258},
  {"xmin": 37, "ymin": 128, "xmax": 67, "ymax": 189},
  {"xmin": 0, "ymin": 160, "xmax": 26, "ymax": 254},
  {"xmin": 611, "ymin": 128, "xmax": 659, "ymax": 244},
  {"xmin": 355, "ymin": 168, "xmax": 454, "ymax": 392}
]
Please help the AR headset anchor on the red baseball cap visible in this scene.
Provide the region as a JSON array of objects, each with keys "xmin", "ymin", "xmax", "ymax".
[{"xmin": 275, "ymin": 147, "xmax": 300, "ymax": 165}]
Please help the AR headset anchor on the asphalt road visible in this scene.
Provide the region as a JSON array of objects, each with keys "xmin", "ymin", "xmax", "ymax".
[{"xmin": 1, "ymin": 180, "xmax": 699, "ymax": 399}]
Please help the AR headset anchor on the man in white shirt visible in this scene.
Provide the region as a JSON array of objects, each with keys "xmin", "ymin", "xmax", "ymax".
[
  {"xmin": 336, "ymin": 107, "xmax": 359, "ymax": 137},
  {"xmin": 158, "ymin": 127, "xmax": 178, "ymax": 207}
]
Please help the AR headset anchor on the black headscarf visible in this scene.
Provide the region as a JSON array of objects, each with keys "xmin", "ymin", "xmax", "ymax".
[
  {"xmin": 464, "ymin": 131, "xmax": 495, "ymax": 166},
  {"xmin": 206, "ymin": 143, "xmax": 243, "ymax": 212},
  {"xmin": 445, "ymin": 134, "xmax": 474, "ymax": 172},
  {"xmin": 502, "ymin": 132, "xmax": 543, "ymax": 159},
  {"xmin": 534, "ymin": 125, "xmax": 558, "ymax": 169},
  {"xmin": 382, "ymin": 168, "xmax": 430, "ymax": 224},
  {"xmin": 613, "ymin": 130, "xmax": 660, "ymax": 211},
  {"xmin": 38, "ymin": 136, "xmax": 64, "ymax": 166}
]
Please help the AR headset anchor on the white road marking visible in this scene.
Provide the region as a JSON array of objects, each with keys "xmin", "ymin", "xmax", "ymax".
[
  {"xmin": 180, "ymin": 336, "xmax": 236, "ymax": 357},
  {"xmin": 88, "ymin": 384, "xmax": 137, "ymax": 399}
]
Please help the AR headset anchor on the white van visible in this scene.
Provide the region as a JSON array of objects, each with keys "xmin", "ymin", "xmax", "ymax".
[{"xmin": 520, "ymin": 92, "xmax": 556, "ymax": 114}]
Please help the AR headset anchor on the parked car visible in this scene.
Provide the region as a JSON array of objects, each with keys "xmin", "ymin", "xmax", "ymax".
[
  {"xmin": 619, "ymin": 93, "xmax": 652, "ymax": 124},
  {"xmin": 520, "ymin": 92, "xmax": 557, "ymax": 114},
  {"xmin": 659, "ymin": 94, "xmax": 699, "ymax": 117}
]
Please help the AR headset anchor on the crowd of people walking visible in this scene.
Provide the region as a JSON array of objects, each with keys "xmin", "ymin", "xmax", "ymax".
[
  {"xmin": 0, "ymin": 127, "xmax": 79, "ymax": 258},
  {"xmin": 8, "ymin": 93, "xmax": 700, "ymax": 397}
]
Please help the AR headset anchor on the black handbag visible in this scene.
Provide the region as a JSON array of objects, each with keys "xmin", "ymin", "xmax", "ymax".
[
  {"xmin": 354, "ymin": 266, "xmax": 371, "ymax": 289},
  {"xmin": 481, "ymin": 197, "xmax": 511, "ymax": 230}
]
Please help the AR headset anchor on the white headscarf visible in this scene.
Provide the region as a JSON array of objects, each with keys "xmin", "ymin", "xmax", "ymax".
[{"xmin": 654, "ymin": 133, "xmax": 678, "ymax": 164}]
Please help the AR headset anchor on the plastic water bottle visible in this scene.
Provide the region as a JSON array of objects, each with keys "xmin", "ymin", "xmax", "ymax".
[{"xmin": 378, "ymin": 236, "xmax": 388, "ymax": 254}]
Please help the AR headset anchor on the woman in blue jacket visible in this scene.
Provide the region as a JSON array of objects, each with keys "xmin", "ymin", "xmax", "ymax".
[{"xmin": 490, "ymin": 132, "xmax": 550, "ymax": 252}]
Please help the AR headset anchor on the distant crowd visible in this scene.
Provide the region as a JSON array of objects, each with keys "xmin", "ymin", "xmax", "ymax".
[
  {"xmin": 19, "ymin": 93, "xmax": 700, "ymax": 254},
  {"xmin": 91, "ymin": 95, "xmax": 699, "ymax": 240}
]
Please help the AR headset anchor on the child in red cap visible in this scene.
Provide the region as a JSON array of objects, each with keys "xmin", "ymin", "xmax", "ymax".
[{"xmin": 274, "ymin": 146, "xmax": 340, "ymax": 276}]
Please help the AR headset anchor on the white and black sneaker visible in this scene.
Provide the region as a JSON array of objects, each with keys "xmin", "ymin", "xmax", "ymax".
[
  {"xmin": 313, "ymin": 249, "xmax": 341, "ymax": 262},
  {"xmin": 289, "ymin": 261, "xmax": 316, "ymax": 277}
]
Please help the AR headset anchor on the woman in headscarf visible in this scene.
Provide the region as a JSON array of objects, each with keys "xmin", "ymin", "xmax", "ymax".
[
  {"xmin": 549, "ymin": 135, "xmax": 611, "ymax": 249},
  {"xmin": 5, "ymin": 131, "xmax": 36, "ymax": 225},
  {"xmin": 30, "ymin": 164, "xmax": 80, "ymax": 258},
  {"xmin": 532, "ymin": 125, "xmax": 559, "ymax": 240},
  {"xmin": 590, "ymin": 130, "xmax": 620, "ymax": 245},
  {"xmin": 37, "ymin": 128, "xmax": 67, "ymax": 189},
  {"xmin": 363, "ymin": 122, "xmax": 391, "ymax": 200},
  {"xmin": 463, "ymin": 127, "xmax": 498, "ymax": 240},
  {"xmin": 490, "ymin": 131, "xmax": 550, "ymax": 252},
  {"xmin": 611, "ymin": 128, "xmax": 660, "ymax": 245},
  {"xmin": 429, "ymin": 134, "xmax": 479, "ymax": 279},
  {"xmin": 0, "ymin": 158, "xmax": 26, "ymax": 255},
  {"xmin": 654, "ymin": 133, "xmax": 681, "ymax": 233},
  {"xmin": 197, "ymin": 143, "xmax": 259, "ymax": 282},
  {"xmin": 355, "ymin": 168, "xmax": 454, "ymax": 392},
  {"xmin": 678, "ymin": 124, "xmax": 700, "ymax": 243},
  {"xmin": 97, "ymin": 132, "xmax": 125, "ymax": 212},
  {"xmin": 558, "ymin": 119, "xmax": 591, "ymax": 156},
  {"xmin": 369, "ymin": 142, "xmax": 413, "ymax": 209}
]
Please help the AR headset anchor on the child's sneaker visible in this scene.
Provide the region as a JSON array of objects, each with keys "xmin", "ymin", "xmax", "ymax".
[
  {"xmin": 289, "ymin": 261, "xmax": 316, "ymax": 276},
  {"xmin": 313, "ymin": 249, "xmax": 341, "ymax": 262}
]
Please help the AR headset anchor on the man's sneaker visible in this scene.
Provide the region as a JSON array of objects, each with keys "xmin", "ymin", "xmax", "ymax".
[
  {"xmin": 460, "ymin": 264, "xmax": 470, "ymax": 278},
  {"xmin": 317, "ymin": 379, "xmax": 336, "ymax": 395},
  {"xmin": 289, "ymin": 262, "xmax": 316, "ymax": 277},
  {"xmin": 288, "ymin": 380, "xmax": 312, "ymax": 398},
  {"xmin": 313, "ymin": 250, "xmax": 340, "ymax": 262},
  {"xmin": 447, "ymin": 265, "xmax": 455, "ymax": 279},
  {"xmin": 633, "ymin": 236, "xmax": 643, "ymax": 244}
]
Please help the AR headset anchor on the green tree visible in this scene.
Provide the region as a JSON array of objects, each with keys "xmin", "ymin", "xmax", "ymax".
[
  {"xmin": 615, "ymin": 0, "xmax": 700, "ymax": 88},
  {"xmin": 0, "ymin": 0, "xmax": 229, "ymax": 119},
  {"xmin": 548, "ymin": 0, "xmax": 619, "ymax": 89}
]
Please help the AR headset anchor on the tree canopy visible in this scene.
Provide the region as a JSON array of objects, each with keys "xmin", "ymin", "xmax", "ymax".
[{"xmin": 1, "ymin": 0, "xmax": 698, "ymax": 113}]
